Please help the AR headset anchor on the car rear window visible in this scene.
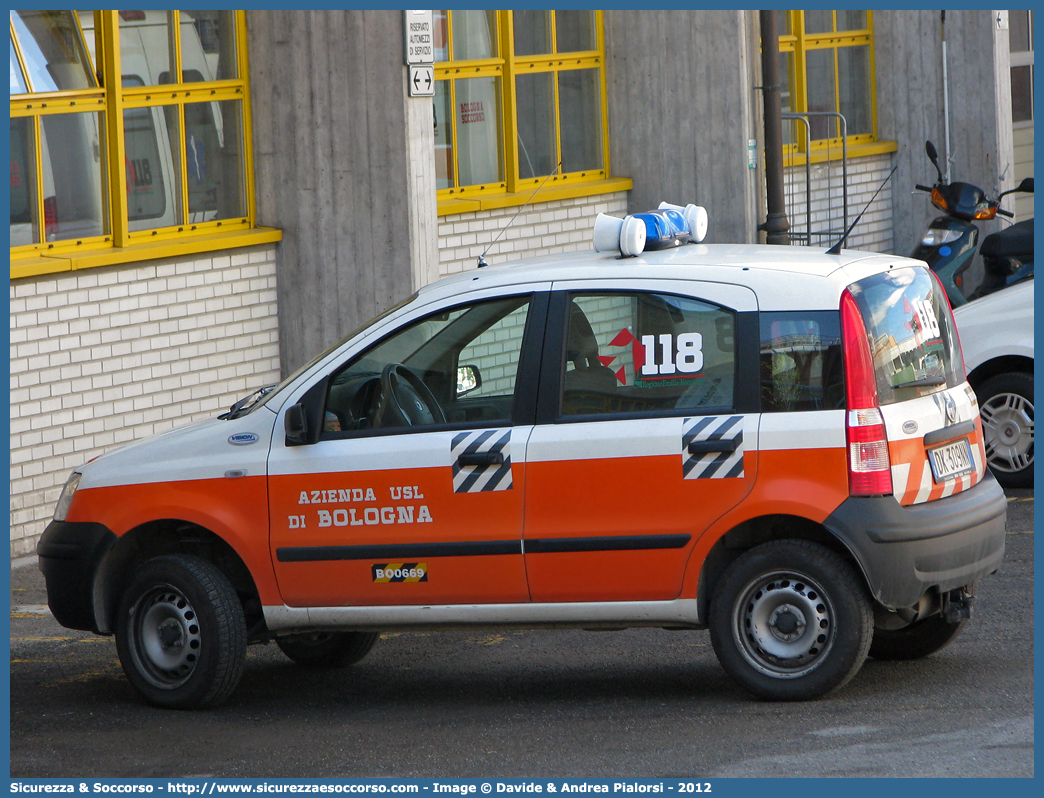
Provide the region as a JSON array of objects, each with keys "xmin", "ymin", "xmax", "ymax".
[{"xmin": 846, "ymin": 267, "xmax": 965, "ymax": 406}]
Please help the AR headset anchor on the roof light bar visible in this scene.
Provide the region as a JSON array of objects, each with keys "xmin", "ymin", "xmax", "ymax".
[{"xmin": 592, "ymin": 202, "xmax": 708, "ymax": 257}]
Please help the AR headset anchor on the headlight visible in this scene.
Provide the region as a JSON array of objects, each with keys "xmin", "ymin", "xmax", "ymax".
[
  {"xmin": 921, "ymin": 227, "xmax": 962, "ymax": 246},
  {"xmin": 53, "ymin": 472, "xmax": 82, "ymax": 522}
]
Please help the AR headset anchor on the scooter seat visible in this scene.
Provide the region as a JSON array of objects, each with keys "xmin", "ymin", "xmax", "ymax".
[{"xmin": 980, "ymin": 219, "xmax": 1034, "ymax": 260}]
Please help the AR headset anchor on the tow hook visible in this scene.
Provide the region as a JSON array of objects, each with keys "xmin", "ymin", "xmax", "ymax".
[{"xmin": 941, "ymin": 587, "xmax": 975, "ymax": 624}]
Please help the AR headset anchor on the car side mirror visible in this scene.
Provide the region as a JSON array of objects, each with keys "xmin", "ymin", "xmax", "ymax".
[
  {"xmin": 284, "ymin": 403, "xmax": 309, "ymax": 445},
  {"xmin": 456, "ymin": 364, "xmax": 482, "ymax": 397},
  {"xmin": 284, "ymin": 377, "xmax": 329, "ymax": 446}
]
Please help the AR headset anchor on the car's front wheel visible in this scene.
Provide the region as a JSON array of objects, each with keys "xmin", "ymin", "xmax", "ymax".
[
  {"xmin": 978, "ymin": 371, "xmax": 1033, "ymax": 489},
  {"xmin": 115, "ymin": 554, "xmax": 246, "ymax": 710},
  {"xmin": 709, "ymin": 540, "xmax": 872, "ymax": 701}
]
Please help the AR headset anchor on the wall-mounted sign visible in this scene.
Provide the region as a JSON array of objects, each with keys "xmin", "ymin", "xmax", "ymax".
[
  {"xmin": 408, "ymin": 64, "xmax": 434, "ymax": 97},
  {"xmin": 404, "ymin": 10, "xmax": 434, "ymax": 65}
]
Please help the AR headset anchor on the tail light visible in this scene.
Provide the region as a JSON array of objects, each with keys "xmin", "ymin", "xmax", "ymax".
[{"xmin": 841, "ymin": 289, "xmax": 893, "ymax": 496}]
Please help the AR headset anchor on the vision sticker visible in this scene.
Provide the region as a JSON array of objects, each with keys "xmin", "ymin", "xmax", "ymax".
[{"xmin": 372, "ymin": 563, "xmax": 428, "ymax": 583}]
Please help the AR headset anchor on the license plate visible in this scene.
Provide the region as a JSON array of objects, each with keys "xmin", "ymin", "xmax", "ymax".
[{"xmin": 927, "ymin": 438, "xmax": 974, "ymax": 483}]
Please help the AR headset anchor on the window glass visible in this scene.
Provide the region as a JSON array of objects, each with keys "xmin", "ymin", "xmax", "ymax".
[
  {"xmin": 9, "ymin": 116, "xmax": 37, "ymax": 245},
  {"xmin": 1010, "ymin": 10, "xmax": 1032, "ymax": 53},
  {"xmin": 180, "ymin": 11, "xmax": 237, "ymax": 82},
  {"xmin": 39, "ymin": 111, "xmax": 106, "ymax": 242},
  {"xmin": 560, "ymin": 293, "xmax": 735, "ymax": 418},
  {"xmin": 454, "ymin": 76, "xmax": 502, "ymax": 187},
  {"xmin": 555, "ymin": 10, "xmax": 596, "ymax": 52},
  {"xmin": 847, "ymin": 268, "xmax": 965, "ymax": 406},
  {"xmin": 12, "ymin": 9, "xmax": 95, "ymax": 92},
  {"xmin": 433, "ymin": 10, "xmax": 449, "ymax": 61},
  {"xmin": 10, "ymin": 36, "xmax": 27, "ymax": 95},
  {"xmin": 1011, "ymin": 65, "xmax": 1033, "ymax": 123},
  {"xmin": 434, "ymin": 81, "xmax": 454, "ymax": 189},
  {"xmin": 516, "ymin": 72, "xmax": 556, "ymax": 179},
  {"xmin": 558, "ymin": 68, "xmax": 602, "ymax": 173},
  {"xmin": 170, "ymin": 99, "xmax": 246, "ymax": 221},
  {"xmin": 805, "ymin": 48, "xmax": 836, "ymax": 139},
  {"xmin": 760, "ymin": 312, "xmax": 844, "ymax": 412},
  {"xmin": 124, "ymin": 101, "xmax": 173, "ymax": 227},
  {"xmin": 838, "ymin": 45, "xmax": 872, "ymax": 136},
  {"xmin": 513, "ymin": 10, "xmax": 551, "ymax": 56},
  {"xmin": 118, "ymin": 10, "xmax": 174, "ymax": 86},
  {"xmin": 324, "ymin": 295, "xmax": 532, "ymax": 435},
  {"xmin": 804, "ymin": 10, "xmax": 833, "ymax": 35},
  {"xmin": 451, "ymin": 10, "xmax": 496, "ymax": 60},
  {"xmin": 836, "ymin": 11, "xmax": 866, "ymax": 31}
]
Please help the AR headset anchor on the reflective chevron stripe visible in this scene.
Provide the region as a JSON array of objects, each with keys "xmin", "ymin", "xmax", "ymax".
[
  {"xmin": 451, "ymin": 429, "xmax": 513, "ymax": 493},
  {"xmin": 682, "ymin": 415, "xmax": 745, "ymax": 479}
]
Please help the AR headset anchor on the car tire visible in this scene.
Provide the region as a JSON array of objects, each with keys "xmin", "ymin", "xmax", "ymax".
[
  {"xmin": 276, "ymin": 631, "xmax": 380, "ymax": 667},
  {"xmin": 115, "ymin": 554, "xmax": 246, "ymax": 710},
  {"xmin": 868, "ymin": 615, "xmax": 967, "ymax": 661},
  {"xmin": 709, "ymin": 540, "xmax": 872, "ymax": 701},
  {"xmin": 977, "ymin": 371, "xmax": 1033, "ymax": 489}
]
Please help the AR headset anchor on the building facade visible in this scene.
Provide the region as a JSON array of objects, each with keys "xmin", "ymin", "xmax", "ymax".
[{"xmin": 9, "ymin": 9, "xmax": 1022, "ymax": 557}]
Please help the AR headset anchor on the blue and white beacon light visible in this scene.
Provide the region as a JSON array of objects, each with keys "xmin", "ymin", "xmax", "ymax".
[{"xmin": 593, "ymin": 202, "xmax": 709, "ymax": 257}]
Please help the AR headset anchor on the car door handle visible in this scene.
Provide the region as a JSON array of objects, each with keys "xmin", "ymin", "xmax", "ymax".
[
  {"xmin": 457, "ymin": 451, "xmax": 505, "ymax": 467},
  {"xmin": 687, "ymin": 438, "xmax": 739, "ymax": 455}
]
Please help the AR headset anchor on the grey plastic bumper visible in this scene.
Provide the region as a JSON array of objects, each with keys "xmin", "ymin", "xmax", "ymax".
[
  {"xmin": 37, "ymin": 520, "xmax": 117, "ymax": 633},
  {"xmin": 824, "ymin": 471, "xmax": 1007, "ymax": 609}
]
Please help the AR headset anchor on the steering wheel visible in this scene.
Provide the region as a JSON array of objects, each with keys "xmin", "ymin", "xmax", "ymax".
[{"xmin": 377, "ymin": 364, "xmax": 446, "ymax": 428}]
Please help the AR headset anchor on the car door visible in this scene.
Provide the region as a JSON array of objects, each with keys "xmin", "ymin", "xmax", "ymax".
[
  {"xmin": 522, "ymin": 280, "xmax": 760, "ymax": 603},
  {"xmin": 268, "ymin": 289, "xmax": 548, "ymax": 608}
]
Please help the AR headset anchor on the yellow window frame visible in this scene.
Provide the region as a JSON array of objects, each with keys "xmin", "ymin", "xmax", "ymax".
[
  {"xmin": 10, "ymin": 10, "xmax": 278, "ymax": 277},
  {"xmin": 435, "ymin": 10, "xmax": 612, "ymax": 199},
  {"xmin": 777, "ymin": 10, "xmax": 878, "ymax": 154}
]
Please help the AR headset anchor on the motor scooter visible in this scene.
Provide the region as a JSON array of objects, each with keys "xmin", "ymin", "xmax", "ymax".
[{"xmin": 911, "ymin": 140, "xmax": 1033, "ymax": 307}]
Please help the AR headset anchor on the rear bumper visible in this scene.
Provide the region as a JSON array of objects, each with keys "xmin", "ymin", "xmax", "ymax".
[
  {"xmin": 37, "ymin": 520, "xmax": 117, "ymax": 633},
  {"xmin": 824, "ymin": 472, "xmax": 1007, "ymax": 609}
]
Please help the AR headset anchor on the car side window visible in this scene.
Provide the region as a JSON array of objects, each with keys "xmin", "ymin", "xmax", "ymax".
[
  {"xmin": 559, "ymin": 292, "xmax": 736, "ymax": 418},
  {"xmin": 323, "ymin": 295, "xmax": 532, "ymax": 435},
  {"xmin": 759, "ymin": 311, "xmax": 845, "ymax": 412}
]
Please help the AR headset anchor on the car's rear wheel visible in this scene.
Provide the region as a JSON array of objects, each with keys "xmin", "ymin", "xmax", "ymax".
[
  {"xmin": 709, "ymin": 540, "xmax": 872, "ymax": 701},
  {"xmin": 978, "ymin": 371, "xmax": 1033, "ymax": 488},
  {"xmin": 115, "ymin": 554, "xmax": 246, "ymax": 709},
  {"xmin": 276, "ymin": 631, "xmax": 380, "ymax": 667},
  {"xmin": 869, "ymin": 615, "xmax": 967, "ymax": 660}
]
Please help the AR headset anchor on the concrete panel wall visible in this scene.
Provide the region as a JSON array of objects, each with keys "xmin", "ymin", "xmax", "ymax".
[
  {"xmin": 247, "ymin": 10, "xmax": 424, "ymax": 375},
  {"xmin": 604, "ymin": 10, "xmax": 760, "ymax": 245},
  {"xmin": 875, "ymin": 10, "xmax": 1014, "ymax": 274}
]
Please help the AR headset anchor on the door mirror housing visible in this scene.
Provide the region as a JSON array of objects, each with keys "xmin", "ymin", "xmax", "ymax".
[
  {"xmin": 284, "ymin": 377, "xmax": 328, "ymax": 446},
  {"xmin": 284, "ymin": 403, "xmax": 309, "ymax": 445}
]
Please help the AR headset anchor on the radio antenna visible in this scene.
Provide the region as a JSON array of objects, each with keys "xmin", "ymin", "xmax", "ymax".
[
  {"xmin": 478, "ymin": 160, "xmax": 562, "ymax": 268},
  {"xmin": 827, "ymin": 165, "xmax": 897, "ymax": 256}
]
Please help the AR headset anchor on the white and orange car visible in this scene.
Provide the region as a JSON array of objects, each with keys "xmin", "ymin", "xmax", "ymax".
[{"xmin": 39, "ymin": 205, "xmax": 1007, "ymax": 708}]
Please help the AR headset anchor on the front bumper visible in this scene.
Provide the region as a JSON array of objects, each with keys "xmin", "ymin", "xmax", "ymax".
[
  {"xmin": 37, "ymin": 520, "xmax": 118, "ymax": 632},
  {"xmin": 824, "ymin": 471, "xmax": 1007, "ymax": 609}
]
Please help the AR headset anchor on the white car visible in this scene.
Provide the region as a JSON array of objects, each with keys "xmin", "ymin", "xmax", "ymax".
[
  {"xmin": 39, "ymin": 204, "xmax": 1008, "ymax": 708},
  {"xmin": 953, "ymin": 279, "xmax": 1034, "ymax": 488}
]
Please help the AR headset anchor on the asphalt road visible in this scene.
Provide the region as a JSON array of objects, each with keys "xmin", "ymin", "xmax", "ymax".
[{"xmin": 9, "ymin": 491, "xmax": 1033, "ymax": 779}]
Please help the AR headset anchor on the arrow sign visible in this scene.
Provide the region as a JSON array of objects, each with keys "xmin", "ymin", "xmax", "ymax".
[{"xmin": 408, "ymin": 64, "xmax": 435, "ymax": 97}]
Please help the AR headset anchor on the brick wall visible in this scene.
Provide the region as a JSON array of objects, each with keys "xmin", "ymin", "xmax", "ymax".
[
  {"xmin": 437, "ymin": 192, "xmax": 629, "ymax": 277},
  {"xmin": 783, "ymin": 152, "xmax": 895, "ymax": 252},
  {"xmin": 9, "ymin": 246, "xmax": 281, "ymax": 558}
]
